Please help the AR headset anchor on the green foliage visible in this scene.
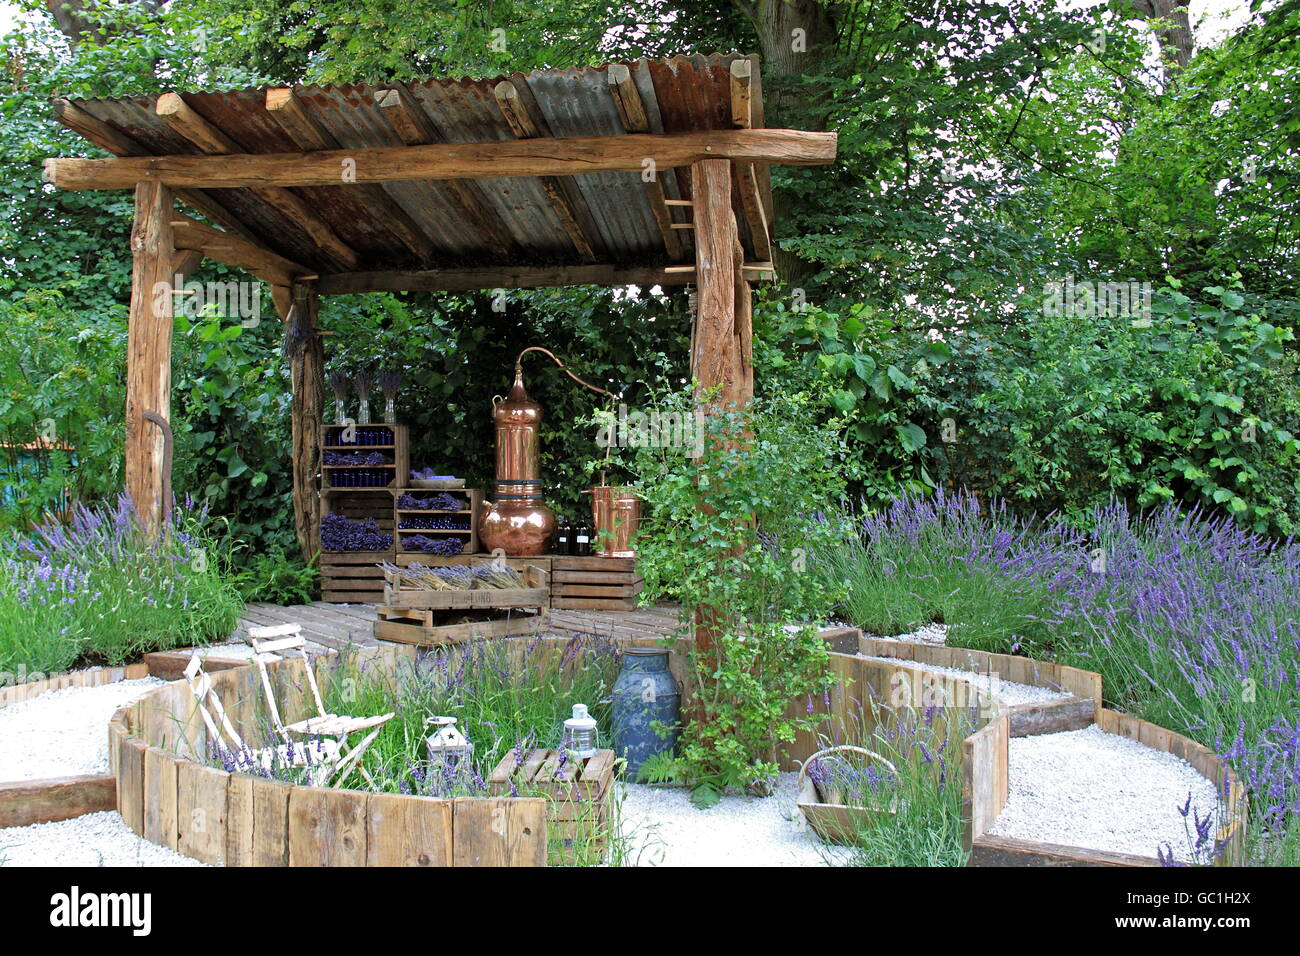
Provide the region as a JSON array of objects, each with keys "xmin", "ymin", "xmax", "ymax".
[
  {"xmin": 620, "ymin": 391, "xmax": 847, "ymax": 792},
  {"xmin": 228, "ymin": 548, "xmax": 319, "ymax": 604}
]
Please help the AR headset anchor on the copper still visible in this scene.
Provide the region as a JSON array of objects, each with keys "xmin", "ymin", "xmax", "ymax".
[
  {"xmin": 585, "ymin": 485, "xmax": 641, "ymax": 557},
  {"xmin": 479, "ymin": 348, "xmax": 618, "ymax": 557}
]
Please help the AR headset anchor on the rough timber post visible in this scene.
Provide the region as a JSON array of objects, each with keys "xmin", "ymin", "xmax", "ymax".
[
  {"xmin": 125, "ymin": 181, "xmax": 176, "ymax": 534},
  {"xmin": 280, "ymin": 281, "xmax": 324, "ymax": 564},
  {"xmin": 690, "ymin": 158, "xmax": 744, "ymax": 660}
]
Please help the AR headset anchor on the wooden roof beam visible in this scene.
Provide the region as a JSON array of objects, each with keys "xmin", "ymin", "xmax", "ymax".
[
  {"xmin": 607, "ymin": 63, "xmax": 685, "ymax": 262},
  {"xmin": 493, "ymin": 81, "xmax": 598, "ymax": 263},
  {"xmin": 264, "ymin": 88, "xmax": 439, "ymax": 266},
  {"xmin": 728, "ymin": 60, "xmax": 773, "ymax": 263},
  {"xmin": 52, "ymin": 98, "xmax": 264, "ymax": 245},
  {"xmin": 44, "ymin": 129, "xmax": 839, "ymax": 190},
  {"xmin": 170, "ymin": 212, "xmax": 315, "ymax": 289},
  {"xmin": 374, "ymin": 85, "xmax": 515, "ymax": 260},
  {"xmin": 154, "ymin": 92, "xmax": 360, "ymax": 272},
  {"xmin": 317, "ymin": 262, "xmax": 776, "ymax": 294}
]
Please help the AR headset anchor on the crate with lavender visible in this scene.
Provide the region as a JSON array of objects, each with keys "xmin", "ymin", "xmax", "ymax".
[
  {"xmin": 393, "ymin": 487, "xmax": 483, "ymax": 555},
  {"xmin": 321, "ymin": 423, "xmax": 408, "ymax": 489},
  {"xmin": 372, "ymin": 562, "xmax": 550, "ymax": 646}
]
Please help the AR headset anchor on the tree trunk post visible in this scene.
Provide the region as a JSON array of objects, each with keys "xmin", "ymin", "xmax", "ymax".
[
  {"xmin": 282, "ymin": 281, "xmax": 324, "ymax": 565},
  {"xmin": 690, "ymin": 158, "xmax": 743, "ymax": 660},
  {"xmin": 125, "ymin": 181, "xmax": 175, "ymax": 534}
]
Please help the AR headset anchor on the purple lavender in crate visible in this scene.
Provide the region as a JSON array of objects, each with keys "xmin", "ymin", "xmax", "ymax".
[{"xmin": 320, "ymin": 513, "xmax": 393, "ymax": 551}]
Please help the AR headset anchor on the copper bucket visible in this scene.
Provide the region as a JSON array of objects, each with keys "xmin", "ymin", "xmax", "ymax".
[{"xmin": 586, "ymin": 485, "xmax": 640, "ymax": 557}]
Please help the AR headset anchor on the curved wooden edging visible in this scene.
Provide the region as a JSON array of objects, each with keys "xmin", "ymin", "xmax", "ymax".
[
  {"xmin": 798, "ymin": 638, "xmax": 1247, "ymax": 867},
  {"xmin": 0, "ymin": 663, "xmax": 151, "ymax": 828},
  {"xmin": 109, "ymin": 651, "xmax": 547, "ymax": 867}
]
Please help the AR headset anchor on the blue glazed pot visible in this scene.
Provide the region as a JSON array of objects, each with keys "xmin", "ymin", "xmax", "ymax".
[{"xmin": 611, "ymin": 647, "xmax": 680, "ymax": 777}]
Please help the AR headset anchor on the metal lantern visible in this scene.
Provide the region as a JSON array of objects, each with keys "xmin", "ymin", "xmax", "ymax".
[
  {"xmin": 425, "ymin": 715, "xmax": 473, "ymax": 768},
  {"xmin": 563, "ymin": 703, "xmax": 599, "ymax": 759}
]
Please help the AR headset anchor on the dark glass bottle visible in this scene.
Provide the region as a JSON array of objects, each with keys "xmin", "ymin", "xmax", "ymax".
[
  {"xmin": 555, "ymin": 517, "xmax": 571, "ymax": 555},
  {"xmin": 575, "ymin": 522, "xmax": 592, "ymax": 556}
]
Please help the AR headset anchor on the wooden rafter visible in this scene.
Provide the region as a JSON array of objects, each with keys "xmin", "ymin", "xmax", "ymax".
[
  {"xmin": 374, "ymin": 85, "xmax": 515, "ymax": 260},
  {"xmin": 728, "ymin": 59, "xmax": 773, "ymax": 263},
  {"xmin": 317, "ymin": 262, "xmax": 776, "ymax": 295},
  {"xmin": 170, "ymin": 212, "xmax": 314, "ymax": 289},
  {"xmin": 44, "ymin": 129, "xmax": 838, "ymax": 191},
  {"xmin": 493, "ymin": 81, "xmax": 597, "ymax": 263},
  {"xmin": 607, "ymin": 63, "xmax": 684, "ymax": 262},
  {"xmin": 52, "ymin": 98, "xmax": 264, "ymax": 245},
  {"xmin": 264, "ymin": 88, "xmax": 438, "ymax": 265},
  {"xmin": 154, "ymin": 92, "xmax": 359, "ymax": 271}
]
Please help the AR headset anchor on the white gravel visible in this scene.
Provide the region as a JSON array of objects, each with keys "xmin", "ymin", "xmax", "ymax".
[
  {"xmin": 989, "ymin": 725, "xmax": 1222, "ymax": 862},
  {"xmin": 618, "ymin": 773, "xmax": 851, "ymax": 866},
  {"xmin": 868, "ymin": 622, "xmax": 949, "ymax": 646},
  {"xmin": 857, "ymin": 656, "xmax": 1069, "ymax": 707},
  {"xmin": 0, "ymin": 677, "xmax": 163, "ymax": 781},
  {"xmin": 0, "ymin": 812, "xmax": 205, "ymax": 867}
]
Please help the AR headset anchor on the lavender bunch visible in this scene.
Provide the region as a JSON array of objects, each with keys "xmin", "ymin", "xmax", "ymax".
[
  {"xmin": 378, "ymin": 369, "xmax": 402, "ymax": 401},
  {"xmin": 320, "ymin": 513, "xmax": 392, "ymax": 552}
]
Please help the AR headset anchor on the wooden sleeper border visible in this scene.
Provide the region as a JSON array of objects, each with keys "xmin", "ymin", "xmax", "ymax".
[{"xmin": 108, "ymin": 654, "xmax": 547, "ymax": 866}]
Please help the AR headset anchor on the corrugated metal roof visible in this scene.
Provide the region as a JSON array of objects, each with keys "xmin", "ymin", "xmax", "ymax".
[{"xmin": 59, "ymin": 55, "xmax": 772, "ymax": 278}]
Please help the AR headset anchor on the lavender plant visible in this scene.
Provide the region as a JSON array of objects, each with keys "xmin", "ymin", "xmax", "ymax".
[
  {"xmin": 821, "ymin": 490, "xmax": 1300, "ymax": 864},
  {"xmin": 0, "ymin": 494, "xmax": 242, "ymax": 674}
]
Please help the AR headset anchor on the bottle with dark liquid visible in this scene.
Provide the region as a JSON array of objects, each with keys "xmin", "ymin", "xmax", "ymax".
[
  {"xmin": 555, "ymin": 516, "xmax": 571, "ymax": 555},
  {"xmin": 575, "ymin": 522, "xmax": 592, "ymax": 556}
]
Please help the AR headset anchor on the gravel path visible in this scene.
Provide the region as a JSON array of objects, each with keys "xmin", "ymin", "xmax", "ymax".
[
  {"xmin": 0, "ymin": 812, "xmax": 205, "ymax": 867},
  {"xmin": 989, "ymin": 725, "xmax": 1222, "ymax": 862},
  {"xmin": 857, "ymin": 655, "xmax": 1069, "ymax": 707},
  {"xmin": 618, "ymin": 773, "xmax": 850, "ymax": 867},
  {"xmin": 0, "ymin": 678, "xmax": 164, "ymax": 781},
  {"xmin": 867, "ymin": 622, "xmax": 949, "ymax": 646}
]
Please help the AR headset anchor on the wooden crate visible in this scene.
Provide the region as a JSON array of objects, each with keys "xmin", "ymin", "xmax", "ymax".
[
  {"xmin": 321, "ymin": 423, "xmax": 408, "ymax": 490},
  {"xmin": 392, "ymin": 487, "xmax": 484, "ymax": 555},
  {"xmin": 372, "ymin": 607, "xmax": 549, "ymax": 647},
  {"xmin": 489, "ymin": 749, "xmax": 617, "ymax": 864},
  {"xmin": 550, "ymin": 555, "xmax": 643, "ymax": 610},
  {"xmin": 320, "ymin": 550, "xmax": 391, "ymax": 604},
  {"xmin": 383, "ymin": 564, "xmax": 549, "ymax": 610}
]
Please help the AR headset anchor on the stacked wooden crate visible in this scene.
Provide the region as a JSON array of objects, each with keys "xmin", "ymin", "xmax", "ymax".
[
  {"xmin": 489, "ymin": 749, "xmax": 617, "ymax": 865},
  {"xmin": 550, "ymin": 555, "xmax": 643, "ymax": 610},
  {"xmin": 373, "ymin": 564, "xmax": 550, "ymax": 646},
  {"xmin": 318, "ymin": 424, "xmax": 407, "ymax": 603},
  {"xmin": 393, "ymin": 487, "xmax": 483, "ymax": 559}
]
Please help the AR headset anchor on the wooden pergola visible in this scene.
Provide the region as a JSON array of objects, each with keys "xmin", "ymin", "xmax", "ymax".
[{"xmin": 44, "ymin": 55, "xmax": 836, "ymax": 589}]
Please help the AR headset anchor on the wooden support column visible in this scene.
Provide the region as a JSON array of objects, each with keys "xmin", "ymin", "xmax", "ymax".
[
  {"xmin": 282, "ymin": 282, "xmax": 324, "ymax": 564},
  {"xmin": 690, "ymin": 158, "xmax": 742, "ymax": 662},
  {"xmin": 125, "ymin": 181, "xmax": 176, "ymax": 533},
  {"xmin": 690, "ymin": 159, "xmax": 742, "ymax": 408}
]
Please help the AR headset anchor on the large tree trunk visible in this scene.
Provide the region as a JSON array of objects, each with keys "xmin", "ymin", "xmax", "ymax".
[
  {"xmin": 1126, "ymin": 0, "xmax": 1194, "ymax": 78},
  {"xmin": 733, "ymin": 0, "xmax": 840, "ymax": 285}
]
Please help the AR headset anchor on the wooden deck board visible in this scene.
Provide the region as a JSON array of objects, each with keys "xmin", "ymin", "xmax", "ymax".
[{"xmin": 233, "ymin": 601, "xmax": 679, "ymax": 651}]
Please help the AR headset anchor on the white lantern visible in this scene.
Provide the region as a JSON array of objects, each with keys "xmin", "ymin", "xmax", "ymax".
[
  {"xmin": 563, "ymin": 703, "xmax": 598, "ymax": 759},
  {"xmin": 425, "ymin": 715, "xmax": 473, "ymax": 768}
]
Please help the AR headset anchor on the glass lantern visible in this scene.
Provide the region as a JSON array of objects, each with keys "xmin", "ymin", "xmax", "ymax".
[
  {"xmin": 563, "ymin": 703, "xmax": 598, "ymax": 759},
  {"xmin": 425, "ymin": 716, "xmax": 473, "ymax": 770}
]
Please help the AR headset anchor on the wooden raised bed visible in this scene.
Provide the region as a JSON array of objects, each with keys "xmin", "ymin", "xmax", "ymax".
[
  {"xmin": 109, "ymin": 654, "xmax": 548, "ymax": 866},
  {"xmin": 490, "ymin": 749, "xmax": 617, "ymax": 864}
]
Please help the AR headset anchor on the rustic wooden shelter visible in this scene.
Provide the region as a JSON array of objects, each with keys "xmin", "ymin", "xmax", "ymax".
[{"xmin": 43, "ymin": 54, "xmax": 836, "ymax": 629}]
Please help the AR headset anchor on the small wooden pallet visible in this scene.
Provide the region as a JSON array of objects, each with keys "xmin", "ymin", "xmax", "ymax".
[
  {"xmin": 489, "ymin": 749, "xmax": 617, "ymax": 864},
  {"xmin": 372, "ymin": 607, "xmax": 549, "ymax": 647},
  {"xmin": 320, "ymin": 550, "xmax": 392, "ymax": 603},
  {"xmin": 550, "ymin": 555, "xmax": 643, "ymax": 610}
]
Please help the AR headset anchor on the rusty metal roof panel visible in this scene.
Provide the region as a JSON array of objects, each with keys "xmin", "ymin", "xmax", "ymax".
[{"xmin": 59, "ymin": 55, "xmax": 763, "ymax": 275}]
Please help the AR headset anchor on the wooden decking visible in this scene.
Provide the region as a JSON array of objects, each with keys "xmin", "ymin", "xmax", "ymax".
[{"xmin": 234, "ymin": 601, "xmax": 684, "ymax": 653}]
